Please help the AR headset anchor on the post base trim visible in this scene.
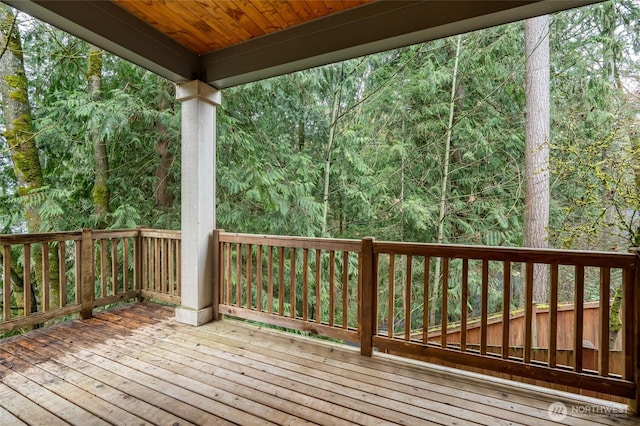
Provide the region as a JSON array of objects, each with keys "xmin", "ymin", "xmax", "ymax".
[{"xmin": 175, "ymin": 306, "xmax": 213, "ymax": 326}]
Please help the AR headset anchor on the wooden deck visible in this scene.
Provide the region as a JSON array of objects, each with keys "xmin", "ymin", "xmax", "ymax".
[{"xmin": 0, "ymin": 303, "xmax": 638, "ymax": 426}]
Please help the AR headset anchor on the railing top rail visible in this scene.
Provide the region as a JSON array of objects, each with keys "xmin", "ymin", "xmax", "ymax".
[
  {"xmin": 219, "ymin": 232, "xmax": 361, "ymax": 252},
  {"xmin": 92, "ymin": 229, "xmax": 140, "ymax": 239},
  {"xmin": 0, "ymin": 230, "xmax": 82, "ymax": 245},
  {"xmin": 374, "ymin": 241, "xmax": 636, "ymax": 269},
  {"xmin": 139, "ymin": 229, "xmax": 181, "ymax": 239}
]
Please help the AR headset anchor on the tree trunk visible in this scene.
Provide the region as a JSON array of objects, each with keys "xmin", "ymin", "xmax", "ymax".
[
  {"xmin": 431, "ymin": 35, "xmax": 462, "ymax": 326},
  {"xmin": 154, "ymin": 76, "xmax": 175, "ymax": 208},
  {"xmin": 88, "ymin": 45, "xmax": 109, "ymax": 224},
  {"xmin": 321, "ymin": 79, "xmax": 341, "ymax": 237},
  {"xmin": 524, "ymin": 16, "xmax": 550, "ymax": 305},
  {"xmin": 0, "ymin": 5, "xmax": 46, "ymax": 313}
]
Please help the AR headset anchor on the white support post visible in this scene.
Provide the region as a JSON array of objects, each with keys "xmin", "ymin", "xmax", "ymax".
[{"xmin": 175, "ymin": 80, "xmax": 221, "ymax": 326}]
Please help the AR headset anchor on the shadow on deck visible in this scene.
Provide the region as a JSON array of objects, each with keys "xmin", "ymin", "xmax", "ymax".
[{"xmin": 0, "ymin": 302, "xmax": 637, "ymax": 426}]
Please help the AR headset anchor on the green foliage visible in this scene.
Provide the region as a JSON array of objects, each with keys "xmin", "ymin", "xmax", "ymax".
[
  {"xmin": 14, "ymin": 21, "xmax": 182, "ymax": 230},
  {"xmin": 549, "ymin": 0, "xmax": 640, "ymax": 250}
]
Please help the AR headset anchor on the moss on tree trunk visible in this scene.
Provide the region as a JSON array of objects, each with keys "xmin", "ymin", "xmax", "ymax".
[
  {"xmin": 87, "ymin": 45, "xmax": 110, "ymax": 224},
  {"xmin": 0, "ymin": 5, "xmax": 59, "ymax": 313}
]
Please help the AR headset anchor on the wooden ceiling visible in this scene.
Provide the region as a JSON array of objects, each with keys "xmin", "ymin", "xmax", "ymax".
[
  {"xmin": 4, "ymin": 0, "xmax": 602, "ymax": 89},
  {"xmin": 112, "ymin": 0, "xmax": 372, "ymax": 55}
]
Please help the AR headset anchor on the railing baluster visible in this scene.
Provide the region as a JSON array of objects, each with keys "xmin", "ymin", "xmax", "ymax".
[
  {"xmin": 112, "ymin": 238, "xmax": 118, "ymax": 295},
  {"xmin": 172, "ymin": 236, "xmax": 177, "ymax": 296},
  {"xmin": 161, "ymin": 238, "xmax": 167, "ymax": 296},
  {"xmin": 329, "ymin": 250, "xmax": 335, "ymax": 326},
  {"xmin": 574, "ymin": 264, "xmax": 585, "ymax": 372},
  {"xmin": 236, "ymin": 243, "xmax": 242, "ymax": 307},
  {"xmin": 75, "ymin": 241, "xmax": 82, "ymax": 305},
  {"xmin": 3, "ymin": 245, "xmax": 11, "ymax": 321},
  {"xmin": 256, "ymin": 245, "xmax": 263, "ymax": 312},
  {"xmin": 134, "ymin": 233, "xmax": 141, "ymax": 298},
  {"xmin": 423, "ymin": 256, "xmax": 430, "ymax": 344},
  {"xmin": 461, "ymin": 258, "xmax": 468, "ymax": 352},
  {"xmin": 166, "ymin": 239, "xmax": 173, "ymax": 296},
  {"xmin": 279, "ymin": 247, "xmax": 284, "ymax": 316},
  {"xmin": 630, "ymin": 255, "xmax": 640, "ymax": 409},
  {"xmin": 315, "ymin": 249, "xmax": 321, "ymax": 323},
  {"xmin": 373, "ymin": 252, "xmax": 379, "ymax": 336},
  {"xmin": 225, "ymin": 243, "xmax": 231, "ymax": 305},
  {"xmin": 165, "ymin": 238, "xmax": 170, "ymax": 295},
  {"xmin": 149, "ymin": 237, "xmax": 154, "ymax": 292},
  {"xmin": 388, "ymin": 254, "xmax": 395, "ymax": 339},
  {"xmin": 154, "ymin": 237, "xmax": 160, "ymax": 292},
  {"xmin": 441, "ymin": 257, "xmax": 448, "ymax": 349},
  {"xmin": 42, "ymin": 242, "xmax": 50, "ymax": 312},
  {"xmin": 303, "ymin": 248, "xmax": 308, "ymax": 321},
  {"xmin": 360, "ymin": 237, "xmax": 374, "ymax": 356},
  {"xmin": 623, "ymin": 266, "xmax": 634, "ymax": 381},
  {"xmin": 148, "ymin": 237, "xmax": 154, "ymax": 292},
  {"xmin": 599, "ymin": 267, "xmax": 610, "ymax": 376},
  {"xmin": 549, "ymin": 263, "xmax": 558, "ymax": 367},
  {"xmin": 212, "ymin": 230, "xmax": 221, "ymax": 320},
  {"xmin": 246, "ymin": 243, "xmax": 252, "ymax": 309},
  {"xmin": 80, "ymin": 231, "xmax": 93, "ymax": 319},
  {"xmin": 405, "ymin": 255, "xmax": 412, "ymax": 341},
  {"xmin": 342, "ymin": 251, "xmax": 348, "ymax": 329},
  {"xmin": 290, "ymin": 248, "xmax": 296, "ymax": 318},
  {"xmin": 176, "ymin": 239, "xmax": 181, "ymax": 297},
  {"xmin": 100, "ymin": 239, "xmax": 108, "ymax": 297},
  {"xmin": 141, "ymin": 236, "xmax": 148, "ymax": 293},
  {"xmin": 480, "ymin": 259, "xmax": 489, "ymax": 355},
  {"xmin": 267, "ymin": 246, "xmax": 273, "ymax": 313},
  {"xmin": 123, "ymin": 238, "xmax": 129, "ymax": 293},
  {"xmin": 524, "ymin": 262, "xmax": 534, "ymax": 363},
  {"xmin": 358, "ymin": 252, "xmax": 362, "ymax": 334},
  {"xmin": 24, "ymin": 244, "xmax": 31, "ymax": 317},
  {"xmin": 501, "ymin": 261, "xmax": 510, "ymax": 359}
]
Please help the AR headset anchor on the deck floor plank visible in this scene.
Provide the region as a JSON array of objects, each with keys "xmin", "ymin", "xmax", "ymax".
[
  {"xmin": 0, "ymin": 354, "xmax": 109, "ymax": 426},
  {"xmin": 64, "ymin": 315, "xmax": 415, "ymax": 426},
  {"xmin": 35, "ymin": 325, "xmax": 263, "ymax": 426},
  {"xmin": 0, "ymin": 346, "xmax": 148, "ymax": 426},
  {"xmin": 97, "ymin": 312, "xmax": 494, "ymax": 426},
  {"xmin": 0, "ymin": 404, "xmax": 28, "ymax": 426},
  {"xmin": 63, "ymin": 322, "xmax": 358, "ymax": 426},
  {"xmin": 94, "ymin": 304, "xmax": 640, "ymax": 426},
  {"xmin": 21, "ymin": 331, "xmax": 230, "ymax": 426},
  {"xmin": 41, "ymin": 322, "xmax": 312, "ymax": 426},
  {"xmin": 199, "ymin": 318, "xmax": 635, "ymax": 426},
  {"xmin": 0, "ymin": 302, "xmax": 638, "ymax": 425},
  {"xmin": 105, "ymin": 305, "xmax": 635, "ymax": 426},
  {"xmin": 0, "ymin": 382, "xmax": 65, "ymax": 426},
  {"xmin": 7, "ymin": 337, "xmax": 195, "ymax": 426},
  {"xmin": 177, "ymin": 322, "xmax": 540, "ymax": 426},
  {"xmin": 111, "ymin": 307, "xmax": 607, "ymax": 426}
]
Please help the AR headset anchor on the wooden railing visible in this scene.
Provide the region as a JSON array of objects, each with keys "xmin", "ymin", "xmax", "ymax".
[
  {"xmin": 369, "ymin": 241, "xmax": 637, "ymax": 400},
  {"xmin": 2, "ymin": 228, "xmax": 637, "ymax": 404},
  {"xmin": 215, "ymin": 231, "xmax": 362, "ymax": 343},
  {"xmin": 0, "ymin": 228, "xmax": 180, "ymax": 333},
  {"xmin": 213, "ymin": 231, "xmax": 639, "ymax": 403},
  {"xmin": 1, "ymin": 231, "xmax": 82, "ymax": 332},
  {"xmin": 139, "ymin": 229, "xmax": 181, "ymax": 305}
]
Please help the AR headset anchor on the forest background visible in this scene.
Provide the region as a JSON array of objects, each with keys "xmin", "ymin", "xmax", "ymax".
[{"xmin": 0, "ymin": 1, "xmax": 639, "ymax": 315}]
